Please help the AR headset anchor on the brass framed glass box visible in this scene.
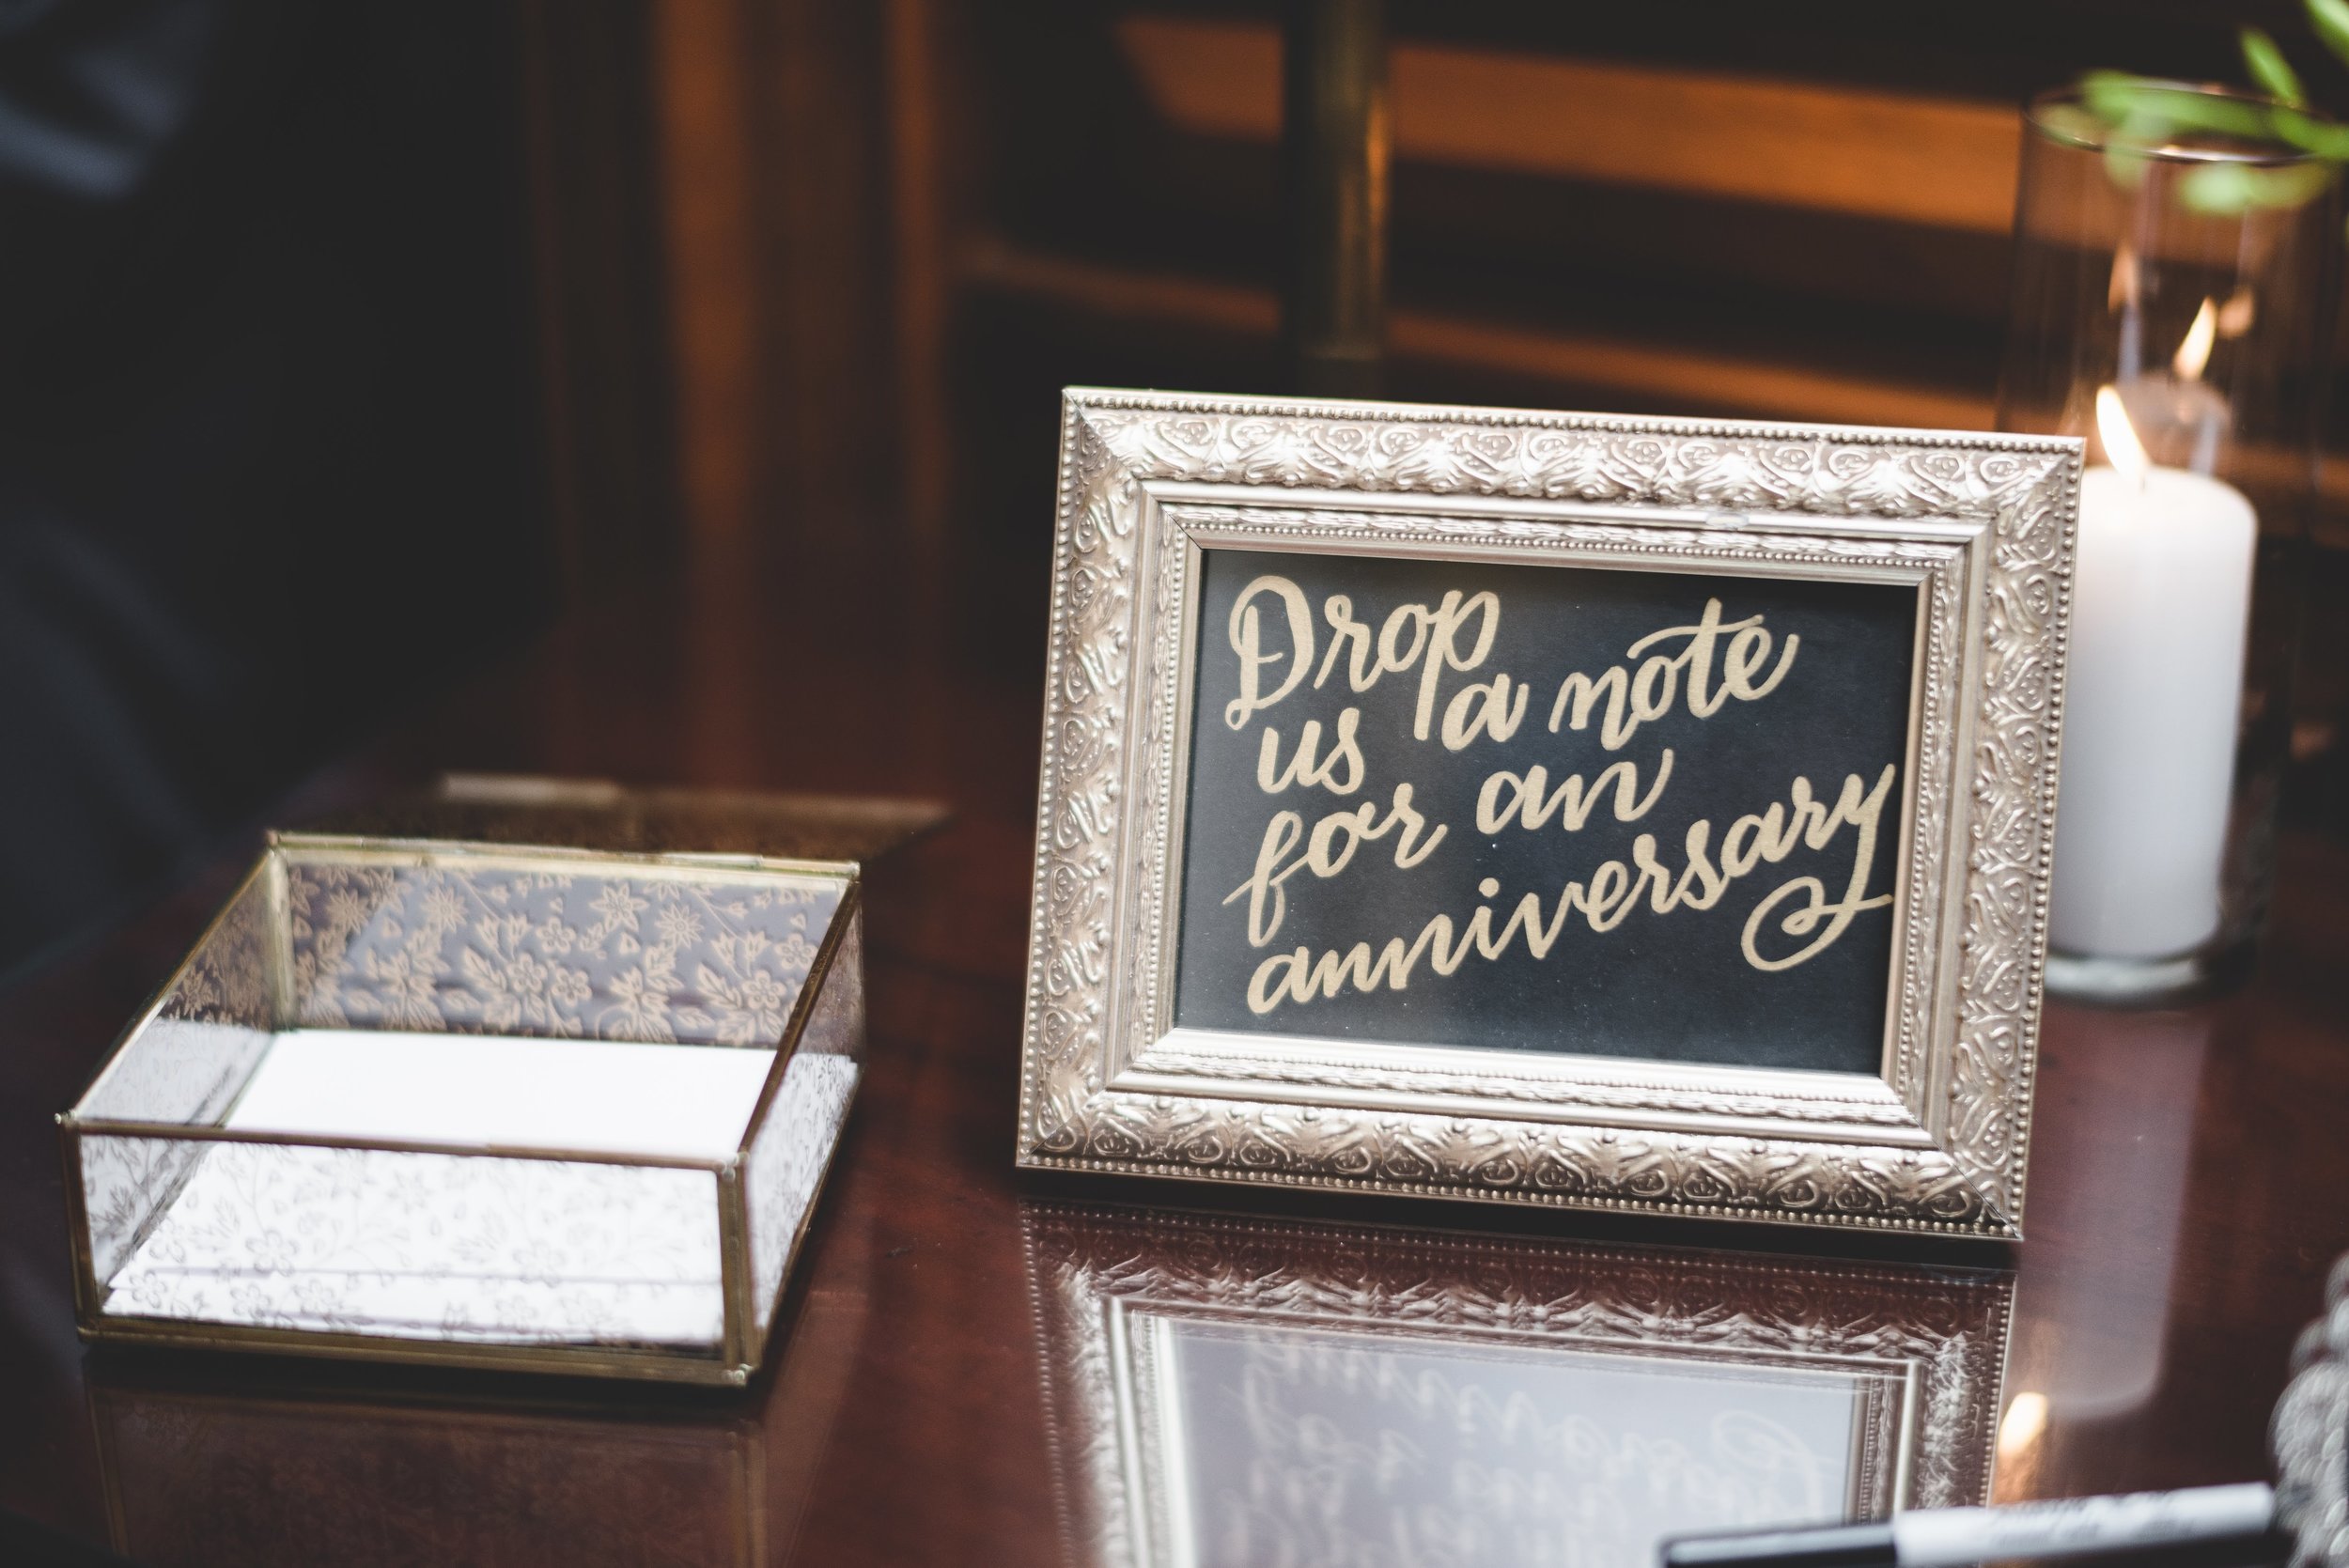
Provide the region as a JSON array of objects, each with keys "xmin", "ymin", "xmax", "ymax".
[{"xmin": 59, "ymin": 829, "xmax": 865, "ymax": 1386}]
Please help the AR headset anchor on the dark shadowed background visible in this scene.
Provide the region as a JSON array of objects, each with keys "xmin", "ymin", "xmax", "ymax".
[
  {"xmin": 0, "ymin": 0, "xmax": 549, "ymax": 973},
  {"xmin": 6, "ymin": 0, "xmax": 2348, "ymax": 979}
]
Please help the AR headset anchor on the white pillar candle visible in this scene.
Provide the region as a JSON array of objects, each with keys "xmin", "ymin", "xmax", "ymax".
[{"xmin": 2051, "ymin": 456, "xmax": 2257, "ymax": 959}]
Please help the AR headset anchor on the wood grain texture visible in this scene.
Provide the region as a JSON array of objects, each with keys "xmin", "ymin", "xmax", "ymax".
[
  {"xmin": 961, "ymin": 241, "xmax": 2000, "ymax": 430},
  {"xmin": 1116, "ymin": 14, "xmax": 2022, "ymax": 233}
]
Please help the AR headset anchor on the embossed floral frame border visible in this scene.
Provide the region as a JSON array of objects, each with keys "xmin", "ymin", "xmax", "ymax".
[
  {"xmin": 1025, "ymin": 1205, "xmax": 2013, "ymax": 1568},
  {"xmin": 1017, "ymin": 388, "xmax": 2080, "ymax": 1238}
]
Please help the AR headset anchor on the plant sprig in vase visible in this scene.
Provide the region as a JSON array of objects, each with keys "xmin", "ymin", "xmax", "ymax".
[{"xmin": 2074, "ymin": 0, "xmax": 2349, "ymax": 221}]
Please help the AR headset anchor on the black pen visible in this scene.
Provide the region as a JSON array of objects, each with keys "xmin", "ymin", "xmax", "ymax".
[{"xmin": 1659, "ymin": 1482, "xmax": 2280, "ymax": 1567}]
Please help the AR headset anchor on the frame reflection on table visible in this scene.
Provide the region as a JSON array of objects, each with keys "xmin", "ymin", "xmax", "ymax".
[{"xmin": 1026, "ymin": 1206, "xmax": 2013, "ymax": 1568}]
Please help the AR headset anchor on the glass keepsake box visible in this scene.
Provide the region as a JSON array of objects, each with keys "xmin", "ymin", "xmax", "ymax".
[{"xmin": 60, "ymin": 822, "xmax": 864, "ymax": 1386}]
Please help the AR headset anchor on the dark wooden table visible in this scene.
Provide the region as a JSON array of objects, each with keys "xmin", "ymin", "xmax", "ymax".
[{"xmin": 3, "ymin": 551, "xmax": 2345, "ymax": 1565}]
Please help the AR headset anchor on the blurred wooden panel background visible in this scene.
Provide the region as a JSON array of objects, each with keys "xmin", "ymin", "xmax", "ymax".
[
  {"xmin": 514, "ymin": 0, "xmax": 2349, "ymax": 805},
  {"xmin": 1115, "ymin": 15, "xmax": 2022, "ymax": 232}
]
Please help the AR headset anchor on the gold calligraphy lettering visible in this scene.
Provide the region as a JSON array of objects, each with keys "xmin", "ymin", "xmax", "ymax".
[
  {"xmin": 1240, "ymin": 767, "xmax": 1897, "ymax": 1011},
  {"xmin": 1224, "ymin": 576, "xmax": 1315, "ymax": 729}
]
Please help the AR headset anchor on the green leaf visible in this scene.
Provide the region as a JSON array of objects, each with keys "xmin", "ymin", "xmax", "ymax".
[
  {"xmin": 2273, "ymin": 105, "xmax": 2349, "ymax": 158},
  {"xmin": 2077, "ymin": 71, "xmax": 2278, "ymax": 142},
  {"xmin": 2262, "ymin": 162, "xmax": 2338, "ymax": 204},
  {"xmin": 2080, "ymin": 70, "xmax": 2152, "ymax": 121},
  {"xmin": 2310, "ymin": 0, "xmax": 2349, "ymax": 71},
  {"xmin": 2035, "ymin": 101, "xmax": 2110, "ymax": 147},
  {"xmin": 2104, "ymin": 145, "xmax": 2154, "ymax": 190},
  {"xmin": 2154, "ymin": 91, "xmax": 2283, "ymax": 139},
  {"xmin": 2182, "ymin": 163, "xmax": 2261, "ymax": 212},
  {"xmin": 2243, "ymin": 27, "xmax": 2309, "ymax": 106},
  {"xmin": 2180, "ymin": 159, "xmax": 2335, "ymax": 212}
]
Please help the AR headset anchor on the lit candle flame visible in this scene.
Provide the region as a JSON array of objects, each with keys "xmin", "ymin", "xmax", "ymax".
[
  {"xmin": 1997, "ymin": 1390, "xmax": 2049, "ymax": 1461},
  {"xmin": 2217, "ymin": 287, "xmax": 2256, "ymax": 337},
  {"xmin": 2173, "ymin": 297, "xmax": 2217, "ymax": 381},
  {"xmin": 2108, "ymin": 245, "xmax": 2138, "ymax": 314},
  {"xmin": 2096, "ymin": 384, "xmax": 2151, "ymax": 490}
]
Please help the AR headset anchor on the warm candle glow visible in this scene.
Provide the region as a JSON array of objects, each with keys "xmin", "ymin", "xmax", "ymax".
[
  {"xmin": 2108, "ymin": 244, "xmax": 2139, "ymax": 314},
  {"xmin": 2173, "ymin": 298, "xmax": 2217, "ymax": 381},
  {"xmin": 2096, "ymin": 384, "xmax": 2151, "ymax": 490},
  {"xmin": 1997, "ymin": 1389, "xmax": 2050, "ymax": 1460}
]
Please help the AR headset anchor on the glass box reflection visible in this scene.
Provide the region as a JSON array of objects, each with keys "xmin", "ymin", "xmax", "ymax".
[
  {"xmin": 1027, "ymin": 1206, "xmax": 2012, "ymax": 1568},
  {"xmin": 87, "ymin": 1209, "xmax": 873, "ymax": 1567}
]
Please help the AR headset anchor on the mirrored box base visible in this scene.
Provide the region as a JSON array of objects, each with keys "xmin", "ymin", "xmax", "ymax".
[{"xmin": 60, "ymin": 830, "xmax": 865, "ymax": 1386}]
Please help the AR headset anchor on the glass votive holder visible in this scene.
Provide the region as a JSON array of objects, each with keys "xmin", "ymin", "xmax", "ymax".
[{"xmin": 1997, "ymin": 84, "xmax": 2341, "ymax": 1001}]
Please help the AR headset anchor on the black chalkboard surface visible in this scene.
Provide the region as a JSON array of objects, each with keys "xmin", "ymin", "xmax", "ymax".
[{"xmin": 1171, "ymin": 548, "xmax": 1917, "ymax": 1075}]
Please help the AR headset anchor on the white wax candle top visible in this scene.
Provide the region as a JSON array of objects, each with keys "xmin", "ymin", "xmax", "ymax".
[{"xmin": 226, "ymin": 1030, "xmax": 777, "ymax": 1159}]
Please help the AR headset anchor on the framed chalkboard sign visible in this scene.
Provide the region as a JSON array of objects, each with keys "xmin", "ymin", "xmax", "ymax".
[{"xmin": 1019, "ymin": 390, "xmax": 2080, "ymax": 1238}]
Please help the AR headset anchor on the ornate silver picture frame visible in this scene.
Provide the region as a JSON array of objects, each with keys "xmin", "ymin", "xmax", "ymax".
[
  {"xmin": 1026, "ymin": 1205, "xmax": 2013, "ymax": 1568},
  {"xmin": 1018, "ymin": 389, "xmax": 2078, "ymax": 1238}
]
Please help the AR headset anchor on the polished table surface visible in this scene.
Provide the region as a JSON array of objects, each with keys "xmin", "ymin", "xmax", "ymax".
[{"xmin": 3, "ymin": 553, "xmax": 2346, "ymax": 1565}]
